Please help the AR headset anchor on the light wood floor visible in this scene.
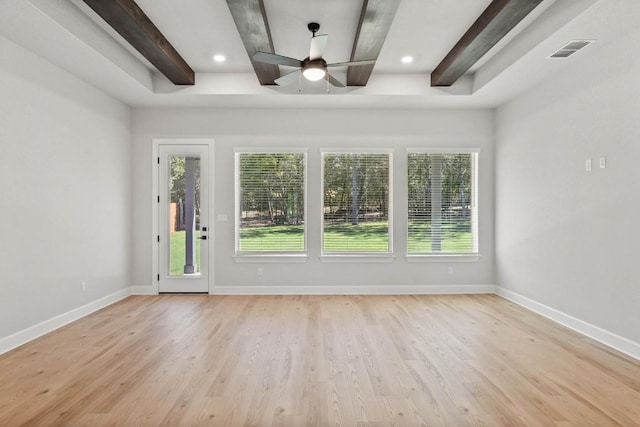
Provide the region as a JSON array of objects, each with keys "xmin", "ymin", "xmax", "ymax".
[{"xmin": 1, "ymin": 295, "xmax": 639, "ymax": 426}]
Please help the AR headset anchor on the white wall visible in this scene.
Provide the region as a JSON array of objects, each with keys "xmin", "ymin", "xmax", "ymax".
[
  {"xmin": 496, "ymin": 27, "xmax": 640, "ymax": 344},
  {"xmin": 0, "ymin": 36, "xmax": 131, "ymax": 339},
  {"xmin": 132, "ymin": 108, "xmax": 495, "ymax": 292}
]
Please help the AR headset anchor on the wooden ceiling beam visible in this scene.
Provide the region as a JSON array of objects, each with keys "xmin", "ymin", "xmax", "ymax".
[
  {"xmin": 347, "ymin": 0, "xmax": 400, "ymax": 87},
  {"xmin": 226, "ymin": 0, "xmax": 279, "ymax": 85},
  {"xmin": 82, "ymin": 0, "xmax": 194, "ymax": 85},
  {"xmin": 431, "ymin": 0, "xmax": 544, "ymax": 87}
]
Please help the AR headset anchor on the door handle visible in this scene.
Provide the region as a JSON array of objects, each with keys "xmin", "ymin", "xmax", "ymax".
[{"xmin": 199, "ymin": 235, "xmax": 207, "ymax": 240}]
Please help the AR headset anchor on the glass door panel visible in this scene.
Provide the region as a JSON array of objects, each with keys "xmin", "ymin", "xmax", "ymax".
[
  {"xmin": 158, "ymin": 145, "xmax": 209, "ymax": 293},
  {"xmin": 168, "ymin": 154, "xmax": 201, "ymax": 276}
]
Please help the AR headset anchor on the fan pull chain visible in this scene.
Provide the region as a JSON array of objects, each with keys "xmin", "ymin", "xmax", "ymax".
[{"xmin": 298, "ymin": 71, "xmax": 302, "ymax": 93}]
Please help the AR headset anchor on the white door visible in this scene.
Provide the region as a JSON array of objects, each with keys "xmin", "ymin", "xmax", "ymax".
[{"xmin": 158, "ymin": 144, "xmax": 209, "ymax": 293}]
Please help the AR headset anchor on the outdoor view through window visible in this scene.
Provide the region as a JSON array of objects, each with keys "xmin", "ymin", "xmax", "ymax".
[
  {"xmin": 322, "ymin": 152, "xmax": 391, "ymax": 253},
  {"xmin": 237, "ymin": 153, "xmax": 306, "ymax": 253},
  {"xmin": 407, "ymin": 152, "xmax": 477, "ymax": 254},
  {"xmin": 235, "ymin": 150, "xmax": 476, "ymax": 256},
  {"xmin": 169, "ymin": 154, "xmax": 201, "ymax": 274}
]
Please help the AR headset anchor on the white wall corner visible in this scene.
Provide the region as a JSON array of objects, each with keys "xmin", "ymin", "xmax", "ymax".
[
  {"xmin": 0, "ymin": 288, "xmax": 131, "ymax": 356},
  {"xmin": 495, "ymin": 287, "xmax": 640, "ymax": 362}
]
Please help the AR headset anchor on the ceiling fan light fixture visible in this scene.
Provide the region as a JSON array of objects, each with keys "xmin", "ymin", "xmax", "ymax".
[
  {"xmin": 302, "ymin": 64, "xmax": 326, "ymax": 81},
  {"xmin": 253, "ymin": 23, "xmax": 372, "ymax": 88}
]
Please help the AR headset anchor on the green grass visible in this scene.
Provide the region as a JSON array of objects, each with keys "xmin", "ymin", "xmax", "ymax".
[
  {"xmin": 237, "ymin": 220, "xmax": 473, "ymax": 253},
  {"xmin": 322, "ymin": 222, "xmax": 389, "ymax": 252},
  {"xmin": 239, "ymin": 224, "xmax": 304, "ymax": 251},
  {"xmin": 169, "ymin": 230, "xmax": 201, "ymax": 275},
  {"xmin": 238, "ymin": 222, "xmax": 390, "ymax": 252},
  {"xmin": 408, "ymin": 221, "xmax": 473, "ymax": 253}
]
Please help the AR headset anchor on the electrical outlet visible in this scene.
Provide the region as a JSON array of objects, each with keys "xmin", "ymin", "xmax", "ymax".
[
  {"xmin": 585, "ymin": 159, "xmax": 592, "ymax": 172},
  {"xmin": 599, "ymin": 157, "xmax": 607, "ymax": 169},
  {"xmin": 448, "ymin": 267, "xmax": 454, "ymax": 275},
  {"xmin": 257, "ymin": 268, "xmax": 263, "ymax": 276},
  {"xmin": 81, "ymin": 282, "xmax": 87, "ymax": 292}
]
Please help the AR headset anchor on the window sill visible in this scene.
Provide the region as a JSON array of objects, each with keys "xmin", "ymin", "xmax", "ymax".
[
  {"xmin": 234, "ymin": 254, "xmax": 308, "ymax": 263},
  {"xmin": 320, "ymin": 254, "xmax": 395, "ymax": 263},
  {"xmin": 405, "ymin": 254, "xmax": 480, "ymax": 263}
]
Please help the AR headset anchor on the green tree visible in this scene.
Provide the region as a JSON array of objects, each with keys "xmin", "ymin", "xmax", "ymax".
[
  {"xmin": 239, "ymin": 153, "xmax": 304, "ymax": 225},
  {"xmin": 169, "ymin": 155, "xmax": 201, "ymax": 230},
  {"xmin": 323, "ymin": 153, "xmax": 389, "ymax": 224}
]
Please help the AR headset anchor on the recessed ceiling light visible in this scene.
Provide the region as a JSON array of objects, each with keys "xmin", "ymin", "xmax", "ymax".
[
  {"xmin": 401, "ymin": 55, "xmax": 414, "ymax": 64},
  {"xmin": 213, "ymin": 54, "xmax": 226, "ymax": 62}
]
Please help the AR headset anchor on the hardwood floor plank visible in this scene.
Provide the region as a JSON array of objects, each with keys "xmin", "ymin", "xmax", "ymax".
[
  {"xmin": 327, "ymin": 360, "xmax": 356, "ymax": 427},
  {"xmin": 272, "ymin": 414, "xmax": 304, "ymax": 427},
  {"xmin": 1, "ymin": 294, "xmax": 639, "ymax": 426},
  {"xmin": 273, "ymin": 343, "xmax": 305, "ymax": 415}
]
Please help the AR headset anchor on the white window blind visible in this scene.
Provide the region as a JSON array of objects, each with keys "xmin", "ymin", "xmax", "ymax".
[
  {"xmin": 236, "ymin": 152, "xmax": 305, "ymax": 253},
  {"xmin": 322, "ymin": 152, "xmax": 391, "ymax": 253},
  {"xmin": 407, "ymin": 152, "xmax": 477, "ymax": 254}
]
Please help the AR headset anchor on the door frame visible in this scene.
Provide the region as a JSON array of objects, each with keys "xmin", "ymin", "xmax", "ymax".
[{"xmin": 152, "ymin": 138, "xmax": 215, "ymax": 294}]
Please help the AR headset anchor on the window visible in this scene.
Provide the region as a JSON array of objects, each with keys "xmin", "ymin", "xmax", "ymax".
[
  {"xmin": 236, "ymin": 151, "xmax": 306, "ymax": 254},
  {"xmin": 322, "ymin": 152, "xmax": 392, "ymax": 254},
  {"xmin": 407, "ymin": 151, "xmax": 478, "ymax": 255}
]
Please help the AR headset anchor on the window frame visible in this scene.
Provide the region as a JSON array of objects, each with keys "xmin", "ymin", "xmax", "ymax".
[
  {"xmin": 320, "ymin": 148, "xmax": 394, "ymax": 259},
  {"xmin": 234, "ymin": 148, "xmax": 308, "ymax": 261},
  {"xmin": 405, "ymin": 148, "xmax": 479, "ymax": 261}
]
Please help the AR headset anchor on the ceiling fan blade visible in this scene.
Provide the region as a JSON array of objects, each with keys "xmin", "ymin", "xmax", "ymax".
[
  {"xmin": 327, "ymin": 59, "xmax": 376, "ymax": 67},
  {"xmin": 309, "ymin": 34, "xmax": 328, "ymax": 60},
  {"xmin": 253, "ymin": 51, "xmax": 302, "ymax": 68},
  {"xmin": 275, "ymin": 69, "xmax": 302, "ymax": 86},
  {"xmin": 326, "ymin": 73, "xmax": 345, "ymax": 88}
]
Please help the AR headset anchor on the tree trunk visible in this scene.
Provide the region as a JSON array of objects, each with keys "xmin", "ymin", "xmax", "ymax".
[
  {"xmin": 351, "ymin": 157, "xmax": 359, "ymax": 225},
  {"xmin": 431, "ymin": 155, "xmax": 443, "ymax": 252}
]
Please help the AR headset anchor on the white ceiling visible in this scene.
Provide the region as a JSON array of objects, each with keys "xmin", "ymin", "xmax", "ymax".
[{"xmin": 1, "ymin": 0, "xmax": 639, "ymax": 109}]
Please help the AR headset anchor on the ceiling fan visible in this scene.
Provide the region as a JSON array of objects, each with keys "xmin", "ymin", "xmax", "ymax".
[{"xmin": 252, "ymin": 22, "xmax": 376, "ymax": 88}]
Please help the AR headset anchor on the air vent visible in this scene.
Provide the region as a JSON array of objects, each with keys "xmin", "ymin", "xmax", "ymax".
[{"xmin": 548, "ymin": 40, "xmax": 594, "ymax": 59}]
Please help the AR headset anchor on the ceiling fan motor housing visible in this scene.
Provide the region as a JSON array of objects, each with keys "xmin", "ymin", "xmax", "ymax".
[{"xmin": 303, "ymin": 57, "xmax": 326, "ymax": 69}]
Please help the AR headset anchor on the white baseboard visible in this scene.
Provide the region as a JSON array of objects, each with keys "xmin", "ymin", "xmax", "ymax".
[
  {"xmin": 496, "ymin": 287, "xmax": 640, "ymax": 361},
  {"xmin": 131, "ymin": 284, "xmax": 496, "ymax": 296},
  {"xmin": 130, "ymin": 285, "xmax": 158, "ymax": 295},
  {"xmin": 211, "ymin": 284, "xmax": 497, "ymax": 295},
  {"xmin": 0, "ymin": 288, "xmax": 131, "ymax": 355}
]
